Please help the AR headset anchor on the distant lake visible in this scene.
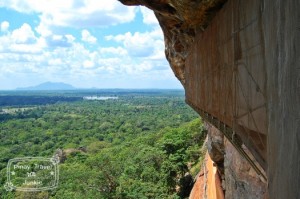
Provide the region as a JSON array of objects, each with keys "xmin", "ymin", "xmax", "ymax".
[{"xmin": 83, "ymin": 96, "xmax": 118, "ymax": 100}]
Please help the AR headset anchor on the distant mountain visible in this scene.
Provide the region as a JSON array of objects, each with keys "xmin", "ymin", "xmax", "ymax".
[{"xmin": 16, "ymin": 82, "xmax": 76, "ymax": 90}]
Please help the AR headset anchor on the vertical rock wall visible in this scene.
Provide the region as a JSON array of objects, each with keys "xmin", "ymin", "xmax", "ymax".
[
  {"xmin": 224, "ymin": 139, "xmax": 267, "ymax": 199},
  {"xmin": 186, "ymin": 0, "xmax": 300, "ymax": 198},
  {"xmin": 263, "ymin": 0, "xmax": 300, "ymax": 198},
  {"xmin": 207, "ymin": 123, "xmax": 266, "ymax": 199},
  {"xmin": 185, "ymin": 0, "xmax": 267, "ymax": 170}
]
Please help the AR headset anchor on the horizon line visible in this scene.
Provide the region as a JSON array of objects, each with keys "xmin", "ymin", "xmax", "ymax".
[{"xmin": 0, "ymin": 88, "xmax": 185, "ymax": 91}]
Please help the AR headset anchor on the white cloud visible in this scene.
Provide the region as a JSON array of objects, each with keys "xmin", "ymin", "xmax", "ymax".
[
  {"xmin": 0, "ymin": 4, "xmax": 181, "ymax": 89},
  {"xmin": 81, "ymin": 30, "xmax": 97, "ymax": 44},
  {"xmin": 83, "ymin": 60, "xmax": 95, "ymax": 68},
  {"xmin": 35, "ymin": 17, "xmax": 52, "ymax": 37},
  {"xmin": 1, "ymin": 21, "xmax": 9, "ymax": 32},
  {"xmin": 0, "ymin": 24, "xmax": 167, "ymax": 76},
  {"xmin": 0, "ymin": 0, "xmax": 137, "ymax": 28},
  {"xmin": 0, "ymin": 0, "xmax": 137, "ymax": 56},
  {"xmin": 65, "ymin": 34, "xmax": 75, "ymax": 43},
  {"xmin": 140, "ymin": 7, "xmax": 158, "ymax": 25},
  {"xmin": 99, "ymin": 47, "xmax": 127, "ymax": 56},
  {"xmin": 9, "ymin": 44, "xmax": 40, "ymax": 54},
  {"xmin": 11, "ymin": 23, "xmax": 36, "ymax": 44},
  {"xmin": 0, "ymin": 23, "xmax": 47, "ymax": 54},
  {"xmin": 106, "ymin": 28, "xmax": 165, "ymax": 58},
  {"xmin": 48, "ymin": 58, "xmax": 63, "ymax": 66}
]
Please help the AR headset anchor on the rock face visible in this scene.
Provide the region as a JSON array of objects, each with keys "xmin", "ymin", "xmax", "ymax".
[
  {"xmin": 205, "ymin": 122, "xmax": 224, "ymax": 165},
  {"xmin": 190, "ymin": 124, "xmax": 267, "ymax": 199},
  {"xmin": 224, "ymin": 139, "xmax": 267, "ymax": 199},
  {"xmin": 119, "ymin": 0, "xmax": 300, "ymax": 198},
  {"xmin": 204, "ymin": 123, "xmax": 266, "ymax": 199},
  {"xmin": 189, "ymin": 152, "xmax": 224, "ymax": 199}
]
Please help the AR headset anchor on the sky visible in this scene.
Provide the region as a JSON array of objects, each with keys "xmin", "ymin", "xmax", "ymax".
[{"xmin": 0, "ymin": 0, "xmax": 182, "ymax": 90}]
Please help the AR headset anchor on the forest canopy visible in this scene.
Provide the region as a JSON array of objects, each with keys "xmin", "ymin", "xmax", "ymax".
[{"xmin": 0, "ymin": 90, "xmax": 205, "ymax": 198}]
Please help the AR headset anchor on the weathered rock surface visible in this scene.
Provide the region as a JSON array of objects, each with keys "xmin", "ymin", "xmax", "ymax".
[
  {"xmin": 189, "ymin": 153, "xmax": 224, "ymax": 199},
  {"xmin": 205, "ymin": 122, "xmax": 224, "ymax": 165},
  {"xmin": 206, "ymin": 124, "xmax": 267, "ymax": 199},
  {"xmin": 224, "ymin": 139, "xmax": 267, "ymax": 199},
  {"xmin": 190, "ymin": 128, "xmax": 266, "ymax": 199}
]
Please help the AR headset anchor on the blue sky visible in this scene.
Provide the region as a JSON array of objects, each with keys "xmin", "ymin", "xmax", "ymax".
[{"xmin": 0, "ymin": 0, "xmax": 182, "ymax": 90}]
